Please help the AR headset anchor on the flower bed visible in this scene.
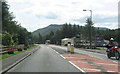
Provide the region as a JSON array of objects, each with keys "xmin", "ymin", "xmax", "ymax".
[
  {"xmin": 8, "ymin": 49, "xmax": 14, "ymax": 54},
  {"xmin": 18, "ymin": 48, "xmax": 22, "ymax": 51}
]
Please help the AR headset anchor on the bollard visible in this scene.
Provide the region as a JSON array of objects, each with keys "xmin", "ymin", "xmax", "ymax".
[{"xmin": 71, "ymin": 44, "xmax": 74, "ymax": 54}]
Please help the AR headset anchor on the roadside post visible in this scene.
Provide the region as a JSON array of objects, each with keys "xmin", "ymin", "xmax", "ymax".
[
  {"xmin": 71, "ymin": 44, "xmax": 74, "ymax": 54},
  {"xmin": 103, "ymin": 44, "xmax": 106, "ymax": 50},
  {"xmin": 67, "ymin": 42, "xmax": 71, "ymax": 52}
]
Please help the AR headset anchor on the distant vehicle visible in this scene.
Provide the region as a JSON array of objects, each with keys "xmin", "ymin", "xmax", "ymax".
[
  {"xmin": 45, "ymin": 40, "xmax": 50, "ymax": 44},
  {"xmin": 96, "ymin": 42, "xmax": 107, "ymax": 47}
]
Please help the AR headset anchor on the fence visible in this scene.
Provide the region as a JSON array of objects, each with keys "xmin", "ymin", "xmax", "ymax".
[{"xmin": 0, "ymin": 45, "xmax": 24, "ymax": 55}]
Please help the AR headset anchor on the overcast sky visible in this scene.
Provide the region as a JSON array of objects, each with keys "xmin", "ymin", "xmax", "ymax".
[{"xmin": 7, "ymin": 0, "xmax": 119, "ymax": 32}]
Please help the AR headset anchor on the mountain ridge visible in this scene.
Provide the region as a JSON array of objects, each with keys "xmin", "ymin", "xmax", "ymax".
[
  {"xmin": 32, "ymin": 24, "xmax": 108, "ymax": 37},
  {"xmin": 32, "ymin": 24, "xmax": 63, "ymax": 37}
]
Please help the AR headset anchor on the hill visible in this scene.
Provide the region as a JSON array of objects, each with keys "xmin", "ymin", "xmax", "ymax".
[
  {"xmin": 32, "ymin": 24, "xmax": 63, "ymax": 37},
  {"xmin": 32, "ymin": 24, "xmax": 108, "ymax": 37}
]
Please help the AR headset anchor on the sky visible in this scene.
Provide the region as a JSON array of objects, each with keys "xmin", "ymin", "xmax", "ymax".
[{"xmin": 7, "ymin": 0, "xmax": 119, "ymax": 32}]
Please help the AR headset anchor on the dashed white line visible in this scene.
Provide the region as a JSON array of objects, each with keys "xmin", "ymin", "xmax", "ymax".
[{"xmin": 68, "ymin": 61, "xmax": 86, "ymax": 73}]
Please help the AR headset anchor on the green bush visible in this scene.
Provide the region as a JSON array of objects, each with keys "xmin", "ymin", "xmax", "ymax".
[{"xmin": 2, "ymin": 32, "xmax": 13, "ymax": 46}]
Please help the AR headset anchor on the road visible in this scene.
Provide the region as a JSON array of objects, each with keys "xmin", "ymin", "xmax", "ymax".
[
  {"xmin": 8, "ymin": 45, "xmax": 81, "ymax": 72},
  {"xmin": 6, "ymin": 44, "xmax": 119, "ymax": 73}
]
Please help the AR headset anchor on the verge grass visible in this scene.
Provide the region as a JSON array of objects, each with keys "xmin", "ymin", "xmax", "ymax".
[{"xmin": 0, "ymin": 45, "xmax": 37, "ymax": 60}]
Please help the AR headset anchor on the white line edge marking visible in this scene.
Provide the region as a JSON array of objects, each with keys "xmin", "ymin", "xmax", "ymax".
[
  {"xmin": 56, "ymin": 51, "xmax": 59, "ymax": 54},
  {"xmin": 68, "ymin": 61, "xmax": 85, "ymax": 73},
  {"xmin": 60, "ymin": 55, "xmax": 66, "ymax": 59},
  {"xmin": 51, "ymin": 46, "xmax": 66, "ymax": 59},
  {"xmin": 97, "ymin": 63, "xmax": 118, "ymax": 65},
  {"xmin": 83, "ymin": 68, "xmax": 101, "ymax": 71},
  {"xmin": 3, "ymin": 53, "xmax": 31, "ymax": 72},
  {"xmin": 107, "ymin": 71, "xmax": 117, "ymax": 72},
  {"xmin": 53, "ymin": 50, "xmax": 59, "ymax": 54}
]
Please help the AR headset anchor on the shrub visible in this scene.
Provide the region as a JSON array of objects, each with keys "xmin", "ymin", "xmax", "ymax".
[{"xmin": 2, "ymin": 32, "xmax": 13, "ymax": 46}]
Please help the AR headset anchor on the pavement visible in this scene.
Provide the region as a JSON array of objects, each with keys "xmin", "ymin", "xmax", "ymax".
[
  {"xmin": 8, "ymin": 45, "xmax": 81, "ymax": 72},
  {"xmin": 48, "ymin": 44, "xmax": 119, "ymax": 73}
]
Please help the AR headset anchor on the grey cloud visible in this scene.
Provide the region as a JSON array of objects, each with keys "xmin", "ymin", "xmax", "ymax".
[
  {"xmin": 72, "ymin": 2, "xmax": 78, "ymax": 5},
  {"xmin": 36, "ymin": 12, "xmax": 58, "ymax": 19},
  {"xmin": 72, "ymin": 15, "xmax": 117, "ymax": 24},
  {"xmin": 72, "ymin": 16, "xmax": 88, "ymax": 23},
  {"xmin": 56, "ymin": 4, "xmax": 67, "ymax": 8},
  {"xmin": 93, "ymin": 15, "xmax": 117, "ymax": 23}
]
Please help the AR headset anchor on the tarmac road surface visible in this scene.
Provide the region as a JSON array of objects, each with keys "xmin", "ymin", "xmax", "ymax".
[{"xmin": 8, "ymin": 44, "xmax": 81, "ymax": 72}]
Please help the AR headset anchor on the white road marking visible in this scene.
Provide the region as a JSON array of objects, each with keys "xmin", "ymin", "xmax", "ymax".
[
  {"xmin": 51, "ymin": 48, "xmax": 66, "ymax": 59},
  {"xmin": 97, "ymin": 63, "xmax": 118, "ymax": 66},
  {"xmin": 55, "ymin": 51, "xmax": 59, "ymax": 54},
  {"xmin": 107, "ymin": 71, "xmax": 116, "ymax": 74},
  {"xmin": 53, "ymin": 50, "xmax": 59, "ymax": 54},
  {"xmin": 7, "ymin": 53, "xmax": 31, "ymax": 72},
  {"xmin": 83, "ymin": 68, "xmax": 101, "ymax": 71},
  {"xmin": 60, "ymin": 55, "xmax": 66, "ymax": 59},
  {"xmin": 68, "ymin": 61, "xmax": 85, "ymax": 73}
]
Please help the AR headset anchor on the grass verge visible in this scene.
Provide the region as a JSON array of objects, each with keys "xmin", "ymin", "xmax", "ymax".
[{"xmin": 0, "ymin": 45, "xmax": 37, "ymax": 60}]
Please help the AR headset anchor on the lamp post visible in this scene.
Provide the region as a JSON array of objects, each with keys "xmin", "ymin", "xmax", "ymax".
[{"xmin": 83, "ymin": 9, "xmax": 92, "ymax": 49}]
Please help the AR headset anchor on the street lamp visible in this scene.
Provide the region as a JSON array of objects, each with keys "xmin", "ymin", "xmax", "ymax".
[{"xmin": 83, "ymin": 9, "xmax": 92, "ymax": 49}]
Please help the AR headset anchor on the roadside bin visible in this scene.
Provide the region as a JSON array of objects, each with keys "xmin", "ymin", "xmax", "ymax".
[{"xmin": 71, "ymin": 44, "xmax": 74, "ymax": 54}]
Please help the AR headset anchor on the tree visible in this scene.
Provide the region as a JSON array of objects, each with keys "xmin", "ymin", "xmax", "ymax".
[
  {"xmin": 38, "ymin": 33, "xmax": 42, "ymax": 44},
  {"xmin": 45, "ymin": 35, "xmax": 49, "ymax": 40},
  {"xmin": 2, "ymin": 2, "xmax": 32, "ymax": 46},
  {"xmin": 12, "ymin": 34, "xmax": 18, "ymax": 45},
  {"xmin": 84, "ymin": 18, "xmax": 94, "ymax": 40},
  {"xmin": 2, "ymin": 2, "xmax": 15, "ymax": 33},
  {"xmin": 50, "ymin": 31, "xmax": 54, "ymax": 36},
  {"xmin": 72, "ymin": 24, "xmax": 77, "ymax": 37},
  {"xmin": 2, "ymin": 32, "xmax": 13, "ymax": 46}
]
